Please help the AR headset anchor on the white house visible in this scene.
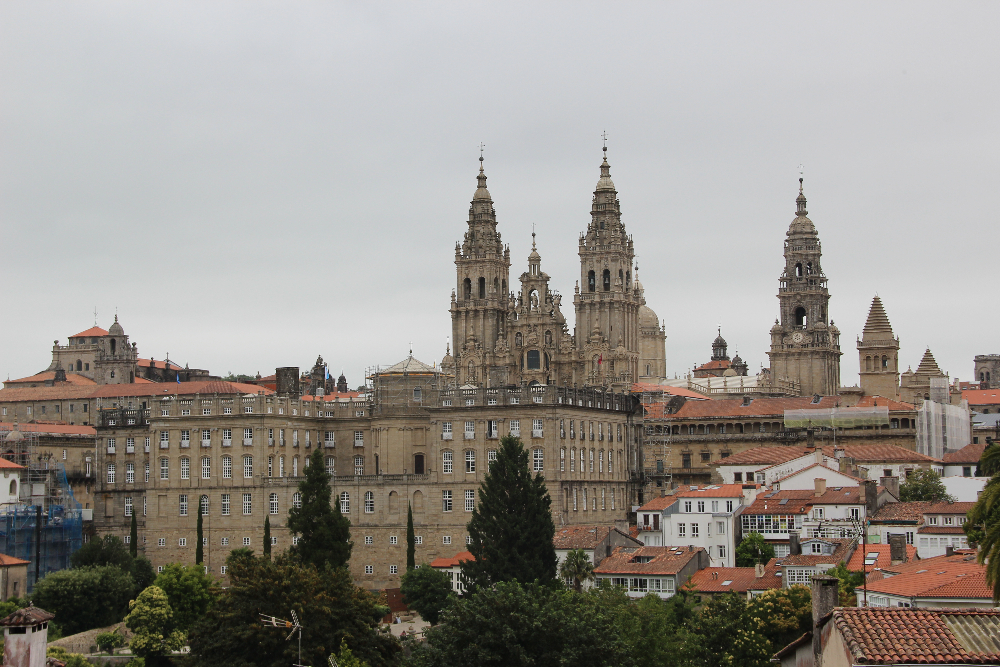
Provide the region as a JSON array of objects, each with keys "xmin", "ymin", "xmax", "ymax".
[
  {"xmin": 0, "ymin": 458, "xmax": 23, "ymax": 508},
  {"xmin": 429, "ymin": 550, "xmax": 473, "ymax": 594},
  {"xmin": 915, "ymin": 501, "xmax": 975, "ymax": 558},
  {"xmin": 552, "ymin": 524, "xmax": 641, "ymax": 589},
  {"xmin": 865, "ymin": 551, "xmax": 992, "ymax": 608},
  {"xmin": 770, "ymin": 463, "xmax": 862, "ymax": 491},
  {"xmin": 593, "ymin": 545, "xmax": 709, "ymax": 599}
]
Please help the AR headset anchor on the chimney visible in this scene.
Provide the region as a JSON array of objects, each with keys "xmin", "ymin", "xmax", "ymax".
[
  {"xmin": 755, "ymin": 563, "xmax": 765, "ymax": 578},
  {"xmin": 789, "ymin": 533, "xmax": 801, "ymax": 556},
  {"xmin": 945, "ymin": 545, "xmax": 954, "ymax": 557},
  {"xmin": 888, "ymin": 533, "xmax": 906, "ymax": 565},
  {"xmin": 814, "ymin": 447, "xmax": 824, "ymax": 465},
  {"xmin": 814, "ymin": 478, "xmax": 827, "ymax": 497},
  {"xmin": 275, "ymin": 367, "xmax": 300, "ymax": 398},
  {"xmin": 806, "ymin": 428, "xmax": 815, "ymax": 448},
  {"xmin": 860, "ymin": 479, "xmax": 878, "ymax": 516},
  {"xmin": 811, "ymin": 575, "xmax": 840, "ymax": 663},
  {"xmin": 880, "ymin": 476, "xmax": 900, "ymax": 499}
]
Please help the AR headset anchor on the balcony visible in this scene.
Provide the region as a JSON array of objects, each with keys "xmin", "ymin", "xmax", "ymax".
[
  {"xmin": 243, "ymin": 438, "xmax": 253, "ymax": 447},
  {"xmin": 464, "ymin": 432, "xmax": 475, "ymax": 440},
  {"xmin": 106, "ymin": 445, "xmax": 116, "ymax": 454},
  {"xmin": 222, "ymin": 439, "xmax": 232, "ymax": 447},
  {"xmin": 639, "ymin": 524, "xmax": 658, "ymax": 532},
  {"xmin": 532, "ymin": 430, "xmax": 544, "ymax": 438},
  {"xmin": 180, "ymin": 440, "xmax": 190, "ymax": 448},
  {"xmin": 201, "ymin": 439, "xmax": 211, "ymax": 448}
]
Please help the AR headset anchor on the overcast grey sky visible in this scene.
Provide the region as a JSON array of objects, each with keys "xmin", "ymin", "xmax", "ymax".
[{"xmin": 2, "ymin": 2, "xmax": 997, "ymax": 389}]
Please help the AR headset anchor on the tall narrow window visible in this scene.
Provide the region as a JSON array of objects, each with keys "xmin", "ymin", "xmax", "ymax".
[
  {"xmin": 269, "ymin": 493, "xmax": 279, "ymax": 515},
  {"xmin": 180, "ymin": 457, "xmax": 190, "ymax": 480},
  {"xmin": 465, "ymin": 450, "xmax": 476, "ymax": 473},
  {"xmin": 243, "ymin": 455, "xmax": 253, "ymax": 479},
  {"xmin": 355, "ymin": 455, "xmax": 364, "ymax": 476},
  {"xmin": 443, "ymin": 451, "xmax": 453, "ymax": 473},
  {"xmin": 222, "ymin": 455, "xmax": 232, "ymax": 479},
  {"xmin": 340, "ymin": 491, "xmax": 350, "ymax": 514},
  {"xmin": 364, "ymin": 491, "xmax": 374, "ymax": 513},
  {"xmin": 242, "ymin": 493, "xmax": 252, "ymax": 515}
]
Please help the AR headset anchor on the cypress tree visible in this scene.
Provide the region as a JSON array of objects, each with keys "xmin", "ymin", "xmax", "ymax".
[
  {"xmin": 263, "ymin": 516, "xmax": 271, "ymax": 558},
  {"xmin": 129, "ymin": 512, "xmax": 138, "ymax": 559},
  {"xmin": 195, "ymin": 502, "xmax": 204, "ymax": 565},
  {"xmin": 287, "ymin": 448, "xmax": 352, "ymax": 569},
  {"xmin": 406, "ymin": 502, "xmax": 416, "ymax": 570},
  {"xmin": 461, "ymin": 435, "xmax": 556, "ymax": 589}
]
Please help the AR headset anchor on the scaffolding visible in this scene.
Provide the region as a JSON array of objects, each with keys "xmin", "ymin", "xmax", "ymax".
[
  {"xmin": 783, "ymin": 406, "xmax": 890, "ymax": 429},
  {"xmin": 0, "ymin": 425, "xmax": 84, "ymax": 591}
]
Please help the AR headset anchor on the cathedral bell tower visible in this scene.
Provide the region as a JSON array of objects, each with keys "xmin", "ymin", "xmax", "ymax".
[
  {"xmin": 94, "ymin": 315, "xmax": 138, "ymax": 384},
  {"xmin": 766, "ymin": 179, "xmax": 842, "ymax": 396},
  {"xmin": 450, "ymin": 156, "xmax": 511, "ymax": 386},
  {"xmin": 573, "ymin": 146, "xmax": 644, "ymax": 389}
]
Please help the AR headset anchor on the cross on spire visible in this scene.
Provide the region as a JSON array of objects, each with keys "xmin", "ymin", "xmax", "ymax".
[
  {"xmin": 479, "ymin": 142, "xmax": 485, "ymax": 164},
  {"xmin": 601, "ymin": 130, "xmax": 608, "ymax": 154}
]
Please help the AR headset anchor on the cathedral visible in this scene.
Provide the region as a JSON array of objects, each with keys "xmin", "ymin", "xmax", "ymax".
[{"xmin": 444, "ymin": 148, "xmax": 667, "ymax": 391}]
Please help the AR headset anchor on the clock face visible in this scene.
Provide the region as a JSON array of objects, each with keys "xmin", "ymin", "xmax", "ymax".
[{"xmin": 792, "ymin": 332, "xmax": 804, "ymax": 343}]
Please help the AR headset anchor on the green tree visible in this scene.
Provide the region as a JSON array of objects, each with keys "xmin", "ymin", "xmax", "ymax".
[
  {"xmin": 196, "ymin": 501, "xmax": 205, "ymax": 564},
  {"xmin": 406, "ymin": 503, "xmax": 416, "ymax": 571},
  {"xmin": 130, "ymin": 513, "xmax": 138, "ymax": 559},
  {"xmin": 461, "ymin": 435, "xmax": 557, "ymax": 589},
  {"xmin": 263, "ymin": 515, "xmax": 272, "ymax": 559},
  {"xmin": 735, "ymin": 532, "xmax": 775, "ymax": 567},
  {"xmin": 606, "ymin": 587, "xmax": 692, "ymax": 667},
  {"xmin": 132, "ymin": 557, "xmax": 157, "ymax": 595},
  {"xmin": 745, "ymin": 585, "xmax": 812, "ymax": 652},
  {"xmin": 32, "ymin": 566, "xmax": 134, "ymax": 635},
  {"xmin": 125, "ymin": 586, "xmax": 186, "ymax": 667},
  {"xmin": 679, "ymin": 592, "xmax": 771, "ymax": 667},
  {"xmin": 400, "ymin": 565, "xmax": 453, "ymax": 625},
  {"xmin": 969, "ymin": 442, "xmax": 1000, "ymax": 600},
  {"xmin": 826, "ymin": 562, "xmax": 865, "ymax": 606},
  {"xmin": 333, "ymin": 638, "xmax": 370, "ymax": 667},
  {"xmin": 559, "ymin": 549, "xmax": 595, "ymax": 592},
  {"xmin": 153, "ymin": 563, "xmax": 217, "ymax": 634},
  {"xmin": 412, "ymin": 581, "xmax": 628, "ymax": 667},
  {"xmin": 287, "ymin": 448, "xmax": 352, "ymax": 570},
  {"xmin": 71, "ymin": 534, "xmax": 133, "ymax": 570},
  {"xmin": 186, "ymin": 553, "xmax": 398, "ymax": 667},
  {"xmin": 899, "ymin": 468, "xmax": 955, "ymax": 502},
  {"xmin": 46, "ymin": 646, "xmax": 92, "ymax": 667},
  {"xmin": 95, "ymin": 629, "xmax": 126, "ymax": 654}
]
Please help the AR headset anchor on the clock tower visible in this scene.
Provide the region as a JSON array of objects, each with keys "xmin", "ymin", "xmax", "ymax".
[{"xmin": 766, "ymin": 179, "xmax": 842, "ymax": 396}]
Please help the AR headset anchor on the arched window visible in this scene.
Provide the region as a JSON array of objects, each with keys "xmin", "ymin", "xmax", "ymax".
[
  {"xmin": 795, "ymin": 263, "xmax": 803, "ymax": 277},
  {"xmin": 527, "ymin": 350, "xmax": 541, "ymax": 370},
  {"xmin": 806, "ymin": 262, "xmax": 813, "ymax": 275},
  {"xmin": 110, "ymin": 339, "xmax": 117, "ymax": 355},
  {"xmin": 587, "ymin": 270, "xmax": 596, "ymax": 292},
  {"xmin": 515, "ymin": 332, "xmax": 523, "ymax": 347},
  {"xmin": 364, "ymin": 491, "xmax": 375, "ymax": 513},
  {"xmin": 602, "ymin": 269, "xmax": 611, "ymax": 291},
  {"xmin": 269, "ymin": 493, "xmax": 279, "ymax": 515},
  {"xmin": 8, "ymin": 480, "xmax": 16, "ymax": 497},
  {"xmin": 592, "ymin": 355, "xmax": 599, "ymax": 372},
  {"xmin": 339, "ymin": 491, "xmax": 350, "ymax": 514},
  {"xmin": 478, "ymin": 277, "xmax": 486, "ymax": 299},
  {"xmin": 200, "ymin": 495, "xmax": 209, "ymax": 515},
  {"xmin": 463, "ymin": 278, "xmax": 472, "ymax": 300},
  {"xmin": 794, "ymin": 307, "xmax": 807, "ymax": 328},
  {"xmin": 882, "ymin": 356, "xmax": 888, "ymax": 369}
]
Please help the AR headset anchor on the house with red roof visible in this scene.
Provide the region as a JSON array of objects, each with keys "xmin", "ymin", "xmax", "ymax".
[
  {"xmin": 915, "ymin": 501, "xmax": 976, "ymax": 558},
  {"xmin": 552, "ymin": 524, "xmax": 641, "ymax": 589},
  {"xmin": 865, "ymin": 551, "xmax": 993, "ymax": 609},
  {"xmin": 943, "ymin": 442, "xmax": 987, "ymax": 477},
  {"xmin": 593, "ymin": 545, "xmax": 709, "ymax": 599},
  {"xmin": 685, "ymin": 562, "xmax": 783, "ymax": 601},
  {"xmin": 429, "ymin": 550, "xmax": 474, "ymax": 593}
]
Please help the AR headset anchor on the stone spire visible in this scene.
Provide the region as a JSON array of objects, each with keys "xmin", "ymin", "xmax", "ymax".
[
  {"xmin": 916, "ymin": 348, "xmax": 943, "ymax": 376},
  {"xmin": 473, "ymin": 155, "xmax": 492, "ymax": 202},
  {"xmin": 862, "ymin": 296, "xmax": 894, "ymax": 339}
]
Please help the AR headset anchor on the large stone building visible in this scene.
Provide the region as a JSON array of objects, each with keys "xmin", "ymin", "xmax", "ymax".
[
  {"xmin": 447, "ymin": 150, "xmax": 666, "ymax": 391},
  {"xmin": 974, "ymin": 354, "xmax": 1000, "ymax": 389},
  {"xmin": 766, "ymin": 180, "xmax": 842, "ymax": 396}
]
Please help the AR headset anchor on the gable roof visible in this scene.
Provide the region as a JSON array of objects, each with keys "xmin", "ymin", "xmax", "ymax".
[
  {"xmin": 837, "ymin": 444, "xmax": 939, "ymax": 463},
  {"xmin": 778, "ymin": 538, "xmax": 855, "ymax": 567},
  {"xmin": 637, "ymin": 496, "xmax": 678, "ymax": 512},
  {"xmin": 88, "ymin": 380, "xmax": 272, "ymax": 398},
  {"xmin": 594, "ymin": 546, "xmax": 704, "ymax": 576},
  {"xmin": 921, "ymin": 501, "xmax": 976, "ymax": 515},
  {"xmin": 666, "ymin": 395, "xmax": 846, "ymax": 420},
  {"xmin": 429, "ymin": 551, "xmax": 473, "ymax": 568},
  {"xmin": 673, "ymin": 484, "xmax": 750, "ymax": 498},
  {"xmin": 70, "ymin": 326, "xmax": 108, "ymax": 339},
  {"xmin": 845, "ymin": 544, "xmax": 917, "ymax": 572},
  {"xmin": 4, "ymin": 372, "xmax": 97, "ymax": 386},
  {"xmin": 870, "ymin": 501, "xmax": 932, "ymax": 523},
  {"xmin": 943, "ymin": 442, "xmax": 987, "ymax": 464},
  {"xmin": 772, "ymin": 463, "xmax": 863, "ymax": 486},
  {"xmin": 686, "ymin": 564, "xmax": 782, "ymax": 593},
  {"xmin": 378, "ymin": 356, "xmax": 437, "ymax": 375},
  {"xmin": 632, "ymin": 383, "xmax": 710, "ymax": 400},
  {"xmin": 715, "ymin": 446, "xmax": 812, "ymax": 467},
  {"xmin": 0, "ymin": 422, "xmax": 96, "ymax": 437},
  {"xmin": 552, "ymin": 525, "xmax": 611, "ymax": 550},
  {"xmin": 853, "ymin": 395, "xmax": 916, "ymax": 411},
  {"xmin": 832, "ymin": 608, "xmax": 1000, "ymax": 664},
  {"xmin": 744, "ymin": 487, "xmax": 870, "ymax": 515},
  {"xmin": 0, "ymin": 552, "xmax": 30, "ymax": 566}
]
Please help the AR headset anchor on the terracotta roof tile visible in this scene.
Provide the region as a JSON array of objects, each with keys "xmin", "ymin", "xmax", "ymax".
[
  {"xmin": 136, "ymin": 358, "xmax": 182, "ymax": 370},
  {"xmin": 943, "ymin": 443, "xmax": 987, "ymax": 464},
  {"xmin": 429, "ymin": 550, "xmax": 474, "ymax": 568},
  {"xmin": 962, "ymin": 389, "xmax": 1000, "ymax": 406},
  {"xmin": 594, "ymin": 546, "xmax": 704, "ymax": 576},
  {"xmin": 666, "ymin": 396, "xmax": 846, "ymax": 419},
  {"xmin": 0, "ymin": 422, "xmax": 95, "ymax": 437},
  {"xmin": 673, "ymin": 484, "xmax": 750, "ymax": 498},
  {"xmin": 5, "ymin": 372, "xmax": 97, "ymax": 386},
  {"xmin": 917, "ymin": 526, "xmax": 967, "ymax": 534},
  {"xmin": 88, "ymin": 380, "xmax": 273, "ymax": 398},
  {"xmin": 778, "ymin": 538, "xmax": 855, "ymax": 567},
  {"xmin": 0, "ymin": 606, "xmax": 55, "ymax": 626},
  {"xmin": 837, "ymin": 444, "xmax": 939, "ymax": 463},
  {"xmin": 0, "ymin": 385, "xmax": 98, "ymax": 402},
  {"xmin": 743, "ymin": 487, "xmax": 868, "ymax": 515},
  {"xmin": 69, "ymin": 326, "xmax": 108, "ymax": 339},
  {"xmin": 854, "ymin": 395, "xmax": 916, "ymax": 411},
  {"xmin": 0, "ymin": 552, "xmax": 30, "ymax": 566},
  {"xmin": 694, "ymin": 360, "xmax": 731, "ymax": 371},
  {"xmin": 866, "ymin": 556, "xmax": 991, "ymax": 600},
  {"xmin": 845, "ymin": 544, "xmax": 917, "ymax": 571},
  {"xmin": 771, "ymin": 463, "xmax": 863, "ymax": 485},
  {"xmin": 715, "ymin": 446, "xmax": 812, "ymax": 466},
  {"xmin": 552, "ymin": 525, "xmax": 611, "ymax": 550},
  {"xmin": 632, "ymin": 383, "xmax": 710, "ymax": 400},
  {"xmin": 637, "ymin": 496, "xmax": 678, "ymax": 512},
  {"xmin": 0, "ymin": 458, "xmax": 24, "ymax": 470},
  {"xmin": 870, "ymin": 501, "xmax": 932, "ymax": 523},
  {"xmin": 686, "ymin": 564, "xmax": 783, "ymax": 593},
  {"xmin": 880, "ymin": 551, "xmax": 979, "ymax": 576},
  {"xmin": 921, "ymin": 501, "xmax": 976, "ymax": 515},
  {"xmin": 833, "ymin": 608, "xmax": 1000, "ymax": 664}
]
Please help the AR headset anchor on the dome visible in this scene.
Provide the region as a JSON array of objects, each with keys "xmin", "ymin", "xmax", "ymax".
[
  {"xmin": 788, "ymin": 180, "xmax": 817, "ymax": 235},
  {"xmin": 109, "ymin": 315, "xmax": 124, "ymax": 336},
  {"xmin": 639, "ymin": 304, "xmax": 659, "ymax": 329},
  {"xmin": 473, "ymin": 161, "xmax": 492, "ymax": 202},
  {"xmin": 713, "ymin": 333, "xmax": 727, "ymax": 348},
  {"xmin": 595, "ymin": 156, "xmax": 615, "ymax": 191},
  {"xmin": 5, "ymin": 430, "xmax": 23, "ymax": 443}
]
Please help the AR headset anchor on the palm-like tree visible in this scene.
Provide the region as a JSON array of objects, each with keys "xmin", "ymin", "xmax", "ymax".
[
  {"xmin": 969, "ymin": 443, "xmax": 1000, "ymax": 600},
  {"xmin": 559, "ymin": 548, "xmax": 595, "ymax": 592}
]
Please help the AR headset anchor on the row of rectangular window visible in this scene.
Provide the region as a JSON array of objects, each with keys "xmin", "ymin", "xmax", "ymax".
[
  {"xmin": 569, "ymin": 487, "xmax": 621, "ymax": 511},
  {"xmin": 680, "ymin": 500, "xmax": 736, "ymax": 513},
  {"xmin": 145, "ymin": 429, "xmax": 364, "ymax": 448},
  {"xmin": 108, "ymin": 453, "xmax": 369, "ymax": 483},
  {"xmin": 560, "ymin": 447, "xmax": 619, "ymax": 474}
]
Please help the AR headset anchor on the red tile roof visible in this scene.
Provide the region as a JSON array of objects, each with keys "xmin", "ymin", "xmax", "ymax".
[
  {"xmin": 854, "ymin": 395, "xmax": 916, "ymax": 411},
  {"xmin": 771, "ymin": 463, "xmax": 862, "ymax": 485},
  {"xmin": 594, "ymin": 546, "xmax": 704, "ymax": 576},
  {"xmin": 299, "ymin": 392, "xmax": 364, "ymax": 401},
  {"xmin": 637, "ymin": 496, "xmax": 678, "ymax": 512},
  {"xmin": 881, "ymin": 551, "xmax": 978, "ymax": 576},
  {"xmin": 779, "ymin": 539, "xmax": 855, "ymax": 567},
  {"xmin": 0, "ymin": 553, "xmax": 30, "ymax": 566},
  {"xmin": 673, "ymin": 484, "xmax": 750, "ymax": 498},
  {"xmin": 0, "ymin": 422, "xmax": 95, "ymax": 437},
  {"xmin": 917, "ymin": 526, "xmax": 967, "ymax": 535},
  {"xmin": 667, "ymin": 395, "xmax": 847, "ymax": 419},
  {"xmin": 88, "ymin": 380, "xmax": 273, "ymax": 398},
  {"xmin": 715, "ymin": 446, "xmax": 812, "ymax": 467},
  {"xmin": 716, "ymin": 444, "xmax": 938, "ymax": 467},
  {"xmin": 632, "ymin": 383, "xmax": 710, "ymax": 400},
  {"xmin": 921, "ymin": 501, "xmax": 976, "ymax": 515},
  {"xmin": 137, "ymin": 358, "xmax": 182, "ymax": 370},
  {"xmin": 845, "ymin": 544, "xmax": 917, "ymax": 571},
  {"xmin": 0, "ymin": 458, "xmax": 24, "ymax": 470},
  {"xmin": 5, "ymin": 372, "xmax": 97, "ymax": 386},
  {"xmin": 837, "ymin": 444, "xmax": 940, "ymax": 463},
  {"xmin": 743, "ymin": 487, "xmax": 871, "ymax": 515},
  {"xmin": 552, "ymin": 525, "xmax": 612, "ymax": 550},
  {"xmin": 866, "ymin": 555, "xmax": 991, "ymax": 600},
  {"xmin": 429, "ymin": 551, "xmax": 474, "ymax": 568},
  {"xmin": 686, "ymin": 563, "xmax": 783, "ymax": 593},
  {"xmin": 0, "ymin": 606, "xmax": 55, "ymax": 626},
  {"xmin": 70, "ymin": 326, "xmax": 108, "ymax": 339},
  {"xmin": 832, "ymin": 608, "xmax": 1000, "ymax": 664},
  {"xmin": 943, "ymin": 443, "xmax": 987, "ymax": 464},
  {"xmin": 962, "ymin": 389, "xmax": 1000, "ymax": 406},
  {"xmin": 694, "ymin": 360, "xmax": 731, "ymax": 372},
  {"xmin": 870, "ymin": 501, "xmax": 932, "ymax": 523},
  {"xmin": 0, "ymin": 385, "xmax": 97, "ymax": 402}
]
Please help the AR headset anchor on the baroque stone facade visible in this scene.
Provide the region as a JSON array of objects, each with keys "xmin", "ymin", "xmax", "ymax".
[{"xmin": 766, "ymin": 180, "xmax": 842, "ymax": 396}]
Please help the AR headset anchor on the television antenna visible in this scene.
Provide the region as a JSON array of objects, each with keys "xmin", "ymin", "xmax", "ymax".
[{"xmin": 260, "ymin": 609, "xmax": 306, "ymax": 666}]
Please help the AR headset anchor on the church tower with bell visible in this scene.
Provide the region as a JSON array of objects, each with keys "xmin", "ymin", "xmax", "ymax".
[
  {"xmin": 573, "ymin": 145, "xmax": 645, "ymax": 389},
  {"xmin": 450, "ymin": 155, "xmax": 511, "ymax": 387},
  {"xmin": 766, "ymin": 179, "xmax": 842, "ymax": 396}
]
